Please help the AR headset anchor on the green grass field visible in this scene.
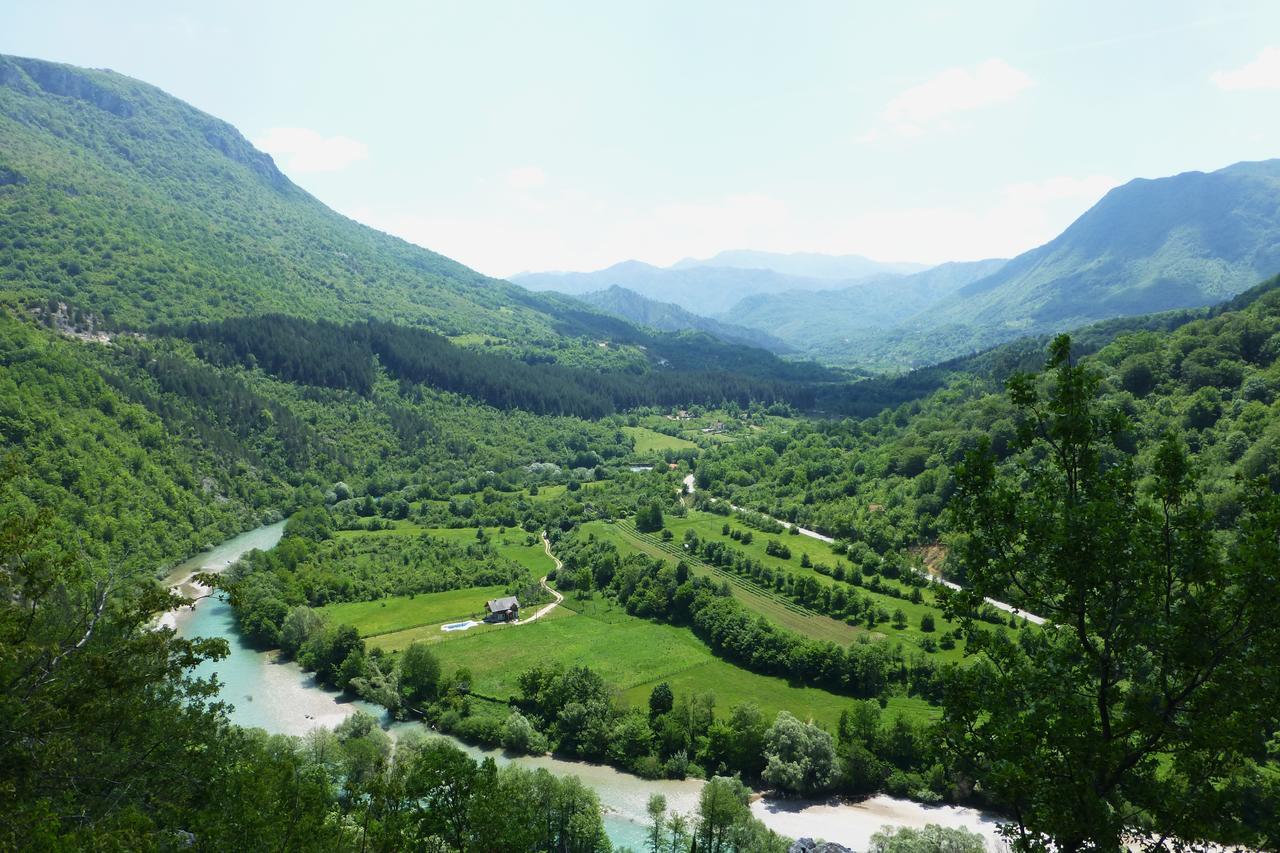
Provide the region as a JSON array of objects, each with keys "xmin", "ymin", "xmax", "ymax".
[
  {"xmin": 417, "ymin": 592, "xmax": 936, "ymax": 726},
  {"xmin": 324, "ymin": 514, "xmax": 946, "ymax": 728},
  {"xmin": 599, "ymin": 510, "xmax": 967, "ymax": 662},
  {"xmin": 334, "ymin": 524, "xmax": 554, "ymax": 581},
  {"xmin": 623, "ymin": 425, "xmax": 699, "ymax": 454},
  {"xmin": 525, "ymin": 480, "xmax": 606, "ymax": 503},
  {"xmin": 320, "ymin": 585, "xmax": 508, "ymax": 637},
  {"xmin": 585, "ymin": 520, "xmax": 866, "ymax": 645}
]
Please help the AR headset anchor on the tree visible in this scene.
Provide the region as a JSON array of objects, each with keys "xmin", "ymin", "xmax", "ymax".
[
  {"xmin": 668, "ymin": 811, "xmax": 691, "ymax": 853},
  {"xmin": 868, "ymin": 824, "xmax": 986, "ymax": 853},
  {"xmin": 647, "ymin": 793, "xmax": 667, "ymax": 853},
  {"xmin": 761, "ymin": 711, "xmax": 836, "ymax": 796},
  {"xmin": 399, "ymin": 642, "xmax": 441, "ymax": 707},
  {"xmin": 501, "ymin": 710, "xmax": 547, "ymax": 754},
  {"xmin": 891, "ymin": 608, "xmax": 907, "ymax": 629},
  {"xmin": 943, "ymin": 335, "xmax": 1280, "ymax": 852},
  {"xmin": 279, "ymin": 605, "xmax": 324, "ymax": 657},
  {"xmin": 637, "ymin": 500, "xmax": 666, "ymax": 533},
  {"xmin": 649, "ymin": 682, "xmax": 675, "ymax": 719},
  {"xmin": 919, "ymin": 613, "xmax": 935, "ymax": 633},
  {"xmin": 697, "ymin": 776, "xmax": 751, "ymax": 853}
]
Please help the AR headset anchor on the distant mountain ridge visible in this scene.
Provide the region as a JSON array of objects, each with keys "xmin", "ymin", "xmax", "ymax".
[
  {"xmin": 722, "ymin": 259, "xmax": 1008, "ymax": 362},
  {"xmin": 670, "ymin": 249, "xmax": 929, "ymax": 279},
  {"xmin": 570, "ymin": 285, "xmax": 794, "ymax": 353},
  {"xmin": 925, "ymin": 160, "xmax": 1280, "ymax": 338},
  {"xmin": 725, "ymin": 159, "xmax": 1280, "ymax": 368},
  {"xmin": 512, "ymin": 253, "xmax": 924, "ymax": 316}
]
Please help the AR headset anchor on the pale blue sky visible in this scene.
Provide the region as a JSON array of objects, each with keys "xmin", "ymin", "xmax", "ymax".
[{"xmin": 4, "ymin": 1, "xmax": 1279, "ymax": 276}]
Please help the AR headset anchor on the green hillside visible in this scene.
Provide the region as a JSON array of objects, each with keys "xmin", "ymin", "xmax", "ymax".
[
  {"xmin": 723, "ymin": 259, "xmax": 1007, "ymax": 364},
  {"xmin": 698, "ymin": 274, "xmax": 1280, "ymax": 558},
  {"xmin": 573, "ymin": 285, "xmax": 794, "ymax": 352},
  {"xmin": 859, "ymin": 160, "xmax": 1280, "ymax": 366},
  {"xmin": 0, "ymin": 53, "xmax": 849, "ymax": 389},
  {"xmin": 0, "ymin": 55, "xmax": 555, "ymax": 334}
]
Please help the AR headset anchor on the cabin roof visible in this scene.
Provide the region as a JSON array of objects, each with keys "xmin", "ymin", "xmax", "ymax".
[{"xmin": 486, "ymin": 596, "xmax": 519, "ymax": 612}]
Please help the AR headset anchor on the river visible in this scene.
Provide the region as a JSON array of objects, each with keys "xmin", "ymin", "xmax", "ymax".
[{"xmin": 164, "ymin": 523, "xmax": 1007, "ymax": 850}]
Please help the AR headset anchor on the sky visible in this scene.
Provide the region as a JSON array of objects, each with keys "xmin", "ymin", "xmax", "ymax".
[{"xmin": 4, "ymin": 1, "xmax": 1280, "ymax": 278}]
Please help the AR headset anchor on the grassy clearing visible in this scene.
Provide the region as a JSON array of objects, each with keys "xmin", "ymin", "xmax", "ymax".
[
  {"xmin": 333, "ymin": 524, "xmax": 553, "ymax": 580},
  {"xmin": 366, "ymin": 606, "xmax": 576, "ymax": 653},
  {"xmin": 526, "ymin": 480, "xmax": 606, "ymax": 503},
  {"xmin": 448, "ymin": 333, "xmax": 503, "ymax": 346},
  {"xmin": 419, "ymin": 527, "xmax": 553, "ymax": 579},
  {"xmin": 320, "ymin": 585, "xmax": 507, "ymax": 636},
  {"xmin": 623, "ymin": 426, "xmax": 698, "ymax": 454},
  {"xmin": 419, "ymin": 591, "xmax": 935, "ymax": 726}
]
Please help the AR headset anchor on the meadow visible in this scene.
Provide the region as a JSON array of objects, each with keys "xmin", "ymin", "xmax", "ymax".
[
  {"xmin": 318, "ymin": 585, "xmax": 508, "ymax": 637},
  {"xmin": 368, "ymin": 588, "xmax": 936, "ymax": 726},
  {"xmin": 623, "ymin": 425, "xmax": 699, "ymax": 454}
]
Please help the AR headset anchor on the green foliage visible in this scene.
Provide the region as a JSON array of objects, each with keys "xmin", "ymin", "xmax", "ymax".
[
  {"xmin": 762, "ymin": 711, "xmax": 837, "ymax": 795},
  {"xmin": 698, "ymin": 277, "xmax": 1280, "ymax": 554},
  {"xmin": 635, "ymin": 499, "xmax": 666, "ymax": 533},
  {"xmin": 0, "ymin": 470, "xmax": 612, "ymax": 849},
  {"xmin": 942, "ymin": 335, "xmax": 1280, "ymax": 850},
  {"xmin": 399, "ymin": 641, "xmax": 442, "ymax": 707},
  {"xmin": 868, "ymin": 824, "xmax": 987, "ymax": 853}
]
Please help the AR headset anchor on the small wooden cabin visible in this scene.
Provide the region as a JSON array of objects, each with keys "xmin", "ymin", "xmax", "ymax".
[{"xmin": 484, "ymin": 596, "xmax": 520, "ymax": 623}]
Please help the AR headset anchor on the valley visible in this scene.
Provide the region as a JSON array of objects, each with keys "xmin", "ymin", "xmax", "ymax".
[{"xmin": 2, "ymin": 41, "xmax": 1279, "ymax": 853}]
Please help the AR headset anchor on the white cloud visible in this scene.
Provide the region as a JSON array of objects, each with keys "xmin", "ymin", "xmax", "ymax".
[
  {"xmin": 506, "ymin": 166, "xmax": 549, "ymax": 190},
  {"xmin": 254, "ymin": 127, "xmax": 369, "ymax": 173},
  {"xmin": 1211, "ymin": 46, "xmax": 1280, "ymax": 91},
  {"xmin": 859, "ymin": 58, "xmax": 1034, "ymax": 141}
]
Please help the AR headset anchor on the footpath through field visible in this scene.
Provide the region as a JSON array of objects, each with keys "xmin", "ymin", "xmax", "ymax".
[{"xmin": 511, "ymin": 533, "xmax": 566, "ymax": 624}]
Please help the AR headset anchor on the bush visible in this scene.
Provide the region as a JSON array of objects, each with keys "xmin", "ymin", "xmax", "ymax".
[{"xmin": 501, "ymin": 710, "xmax": 549, "ymax": 754}]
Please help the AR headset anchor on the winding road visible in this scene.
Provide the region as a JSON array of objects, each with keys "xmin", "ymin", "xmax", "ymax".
[{"xmin": 511, "ymin": 533, "xmax": 565, "ymax": 624}]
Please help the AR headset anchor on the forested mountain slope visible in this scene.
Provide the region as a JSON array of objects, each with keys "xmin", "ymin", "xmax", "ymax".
[
  {"xmin": 839, "ymin": 160, "xmax": 1280, "ymax": 366},
  {"xmin": 0, "ymin": 53, "xmax": 841, "ymax": 388},
  {"xmin": 571, "ymin": 285, "xmax": 794, "ymax": 352},
  {"xmin": 723, "ymin": 259, "xmax": 1007, "ymax": 363},
  {"xmin": 0, "ymin": 55, "xmax": 562, "ymax": 334}
]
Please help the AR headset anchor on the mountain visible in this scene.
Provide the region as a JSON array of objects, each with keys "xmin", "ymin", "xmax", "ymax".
[
  {"xmin": 513, "ymin": 260, "xmax": 884, "ymax": 316},
  {"xmin": 670, "ymin": 249, "xmax": 929, "ymax": 279},
  {"xmin": 921, "ymin": 160, "xmax": 1280, "ymax": 344},
  {"xmin": 722, "ymin": 259, "xmax": 1007, "ymax": 362},
  {"xmin": 571, "ymin": 285, "xmax": 793, "ymax": 352},
  {"xmin": 0, "ymin": 55, "xmax": 567, "ymax": 337},
  {"xmin": 0, "ymin": 54, "xmax": 838, "ymax": 385},
  {"xmin": 764, "ymin": 160, "xmax": 1280, "ymax": 368}
]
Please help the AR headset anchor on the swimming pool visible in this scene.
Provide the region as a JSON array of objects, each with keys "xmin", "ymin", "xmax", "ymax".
[{"xmin": 441, "ymin": 620, "xmax": 479, "ymax": 632}]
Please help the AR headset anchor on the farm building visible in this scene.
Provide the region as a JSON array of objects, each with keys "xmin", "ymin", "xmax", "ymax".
[{"xmin": 484, "ymin": 595, "xmax": 520, "ymax": 623}]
